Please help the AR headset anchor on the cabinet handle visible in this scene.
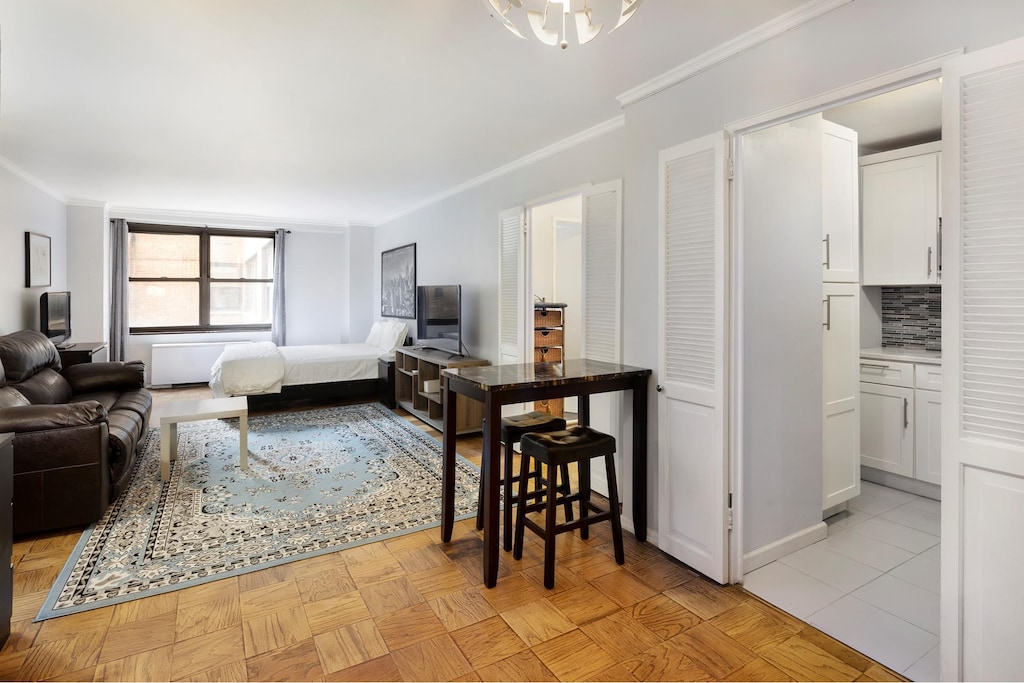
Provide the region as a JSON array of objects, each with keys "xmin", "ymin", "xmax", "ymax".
[
  {"xmin": 823, "ymin": 296, "xmax": 831, "ymax": 331},
  {"xmin": 937, "ymin": 217, "xmax": 943, "ymax": 273},
  {"xmin": 822, "ymin": 234, "xmax": 831, "ymax": 268},
  {"xmin": 927, "ymin": 246, "xmax": 933, "ymax": 277},
  {"xmin": 859, "ymin": 363, "xmax": 890, "ymax": 370},
  {"xmin": 904, "ymin": 398, "xmax": 909, "ymax": 429}
]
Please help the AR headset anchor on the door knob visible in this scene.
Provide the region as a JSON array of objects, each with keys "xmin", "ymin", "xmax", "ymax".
[{"xmin": 656, "ymin": 385, "xmax": 663, "ymax": 392}]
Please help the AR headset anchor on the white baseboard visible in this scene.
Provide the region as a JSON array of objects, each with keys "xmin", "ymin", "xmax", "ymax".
[{"xmin": 742, "ymin": 521, "xmax": 828, "ymax": 575}]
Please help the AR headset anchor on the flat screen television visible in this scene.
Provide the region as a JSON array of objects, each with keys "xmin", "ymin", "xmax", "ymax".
[
  {"xmin": 416, "ymin": 285, "xmax": 461, "ymax": 354},
  {"xmin": 40, "ymin": 291, "xmax": 71, "ymax": 346}
]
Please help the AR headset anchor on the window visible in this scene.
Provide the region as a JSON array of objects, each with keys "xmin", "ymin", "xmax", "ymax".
[{"xmin": 128, "ymin": 224, "xmax": 275, "ymax": 332}]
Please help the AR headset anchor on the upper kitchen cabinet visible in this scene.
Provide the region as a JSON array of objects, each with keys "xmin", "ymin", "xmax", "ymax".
[
  {"xmin": 822, "ymin": 121, "xmax": 859, "ymax": 283},
  {"xmin": 861, "ymin": 141, "xmax": 942, "ymax": 285}
]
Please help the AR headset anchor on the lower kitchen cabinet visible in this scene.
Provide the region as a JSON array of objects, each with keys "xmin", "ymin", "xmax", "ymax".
[
  {"xmin": 915, "ymin": 389, "xmax": 942, "ymax": 485},
  {"xmin": 860, "ymin": 381, "xmax": 915, "ymax": 478}
]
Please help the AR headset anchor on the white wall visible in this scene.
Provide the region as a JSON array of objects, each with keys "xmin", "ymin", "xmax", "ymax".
[
  {"xmin": 285, "ymin": 230, "xmax": 350, "ymax": 345},
  {"xmin": 347, "ymin": 225, "xmax": 376, "ymax": 342},
  {"xmin": 0, "ymin": 163, "xmax": 67, "ymax": 335},
  {"xmin": 374, "ymin": 129, "xmax": 626, "ymax": 360},
  {"xmin": 375, "ymin": 0, "xmax": 1024, "ymax": 558},
  {"xmin": 66, "ymin": 202, "xmax": 109, "ymax": 344}
]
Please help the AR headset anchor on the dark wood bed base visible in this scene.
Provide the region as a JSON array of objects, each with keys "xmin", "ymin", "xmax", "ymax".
[{"xmin": 245, "ymin": 378, "xmax": 379, "ymax": 412}]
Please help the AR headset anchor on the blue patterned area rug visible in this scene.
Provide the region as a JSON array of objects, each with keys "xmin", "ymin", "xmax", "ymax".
[{"xmin": 36, "ymin": 402, "xmax": 480, "ymax": 621}]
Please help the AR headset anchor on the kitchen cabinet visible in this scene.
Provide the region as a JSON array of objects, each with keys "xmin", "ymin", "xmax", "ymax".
[
  {"xmin": 915, "ymin": 388, "xmax": 942, "ymax": 485},
  {"xmin": 861, "ymin": 142, "xmax": 941, "ymax": 285},
  {"xmin": 823, "ymin": 282, "xmax": 860, "ymax": 510},
  {"xmin": 860, "ymin": 381, "xmax": 915, "ymax": 477},
  {"xmin": 822, "ymin": 121, "xmax": 859, "ymax": 283},
  {"xmin": 859, "ymin": 352, "xmax": 941, "ymax": 487}
]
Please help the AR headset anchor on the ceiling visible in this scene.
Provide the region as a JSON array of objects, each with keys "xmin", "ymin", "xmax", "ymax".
[
  {"xmin": 0, "ymin": 0, "xmax": 812, "ymax": 227},
  {"xmin": 824, "ymin": 78, "xmax": 942, "ymax": 153}
]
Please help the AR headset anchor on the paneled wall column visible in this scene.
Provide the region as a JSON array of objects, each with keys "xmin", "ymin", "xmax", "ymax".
[{"xmin": 66, "ymin": 201, "xmax": 110, "ymax": 343}]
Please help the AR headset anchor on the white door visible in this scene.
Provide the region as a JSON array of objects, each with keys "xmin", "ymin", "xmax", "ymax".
[
  {"xmin": 581, "ymin": 179, "xmax": 623, "ymax": 500},
  {"xmin": 859, "ymin": 382, "xmax": 915, "ymax": 478},
  {"xmin": 497, "ymin": 206, "xmax": 525, "ymax": 366},
  {"xmin": 822, "ymin": 282, "xmax": 860, "ymax": 510},
  {"xmin": 657, "ymin": 132, "xmax": 729, "ymax": 583},
  {"xmin": 941, "ymin": 37, "xmax": 1024, "ymax": 682},
  {"xmin": 822, "ymin": 121, "xmax": 859, "ymax": 283}
]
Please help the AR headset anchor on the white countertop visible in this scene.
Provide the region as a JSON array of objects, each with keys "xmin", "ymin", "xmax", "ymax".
[{"xmin": 860, "ymin": 346, "xmax": 941, "ymax": 365}]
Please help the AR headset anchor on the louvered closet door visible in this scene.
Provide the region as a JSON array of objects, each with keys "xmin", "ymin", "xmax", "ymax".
[
  {"xmin": 657, "ymin": 132, "xmax": 729, "ymax": 583},
  {"xmin": 941, "ymin": 38, "xmax": 1024, "ymax": 682},
  {"xmin": 498, "ymin": 207, "xmax": 525, "ymax": 366},
  {"xmin": 581, "ymin": 180, "xmax": 623, "ymax": 502}
]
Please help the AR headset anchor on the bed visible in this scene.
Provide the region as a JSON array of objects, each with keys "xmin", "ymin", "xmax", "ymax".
[{"xmin": 210, "ymin": 320, "xmax": 408, "ymax": 410}]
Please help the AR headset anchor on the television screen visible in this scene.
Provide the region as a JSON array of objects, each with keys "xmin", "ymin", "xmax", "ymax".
[
  {"xmin": 416, "ymin": 285, "xmax": 461, "ymax": 354},
  {"xmin": 40, "ymin": 291, "xmax": 71, "ymax": 345}
]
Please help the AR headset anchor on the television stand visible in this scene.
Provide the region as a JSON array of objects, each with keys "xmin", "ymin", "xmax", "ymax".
[
  {"xmin": 394, "ymin": 347, "xmax": 489, "ymax": 435},
  {"xmin": 56, "ymin": 341, "xmax": 76, "ymax": 350}
]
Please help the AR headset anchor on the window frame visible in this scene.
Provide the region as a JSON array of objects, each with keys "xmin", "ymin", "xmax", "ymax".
[{"xmin": 127, "ymin": 223, "xmax": 276, "ymax": 334}]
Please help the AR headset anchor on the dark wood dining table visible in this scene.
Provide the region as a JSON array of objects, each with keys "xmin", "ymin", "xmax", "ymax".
[{"xmin": 440, "ymin": 359, "xmax": 652, "ymax": 588}]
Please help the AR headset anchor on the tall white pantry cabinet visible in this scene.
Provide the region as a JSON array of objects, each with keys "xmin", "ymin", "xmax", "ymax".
[{"xmin": 821, "ymin": 120, "xmax": 861, "ymax": 513}]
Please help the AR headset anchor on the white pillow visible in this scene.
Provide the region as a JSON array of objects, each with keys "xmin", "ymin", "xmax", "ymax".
[
  {"xmin": 365, "ymin": 322, "xmax": 385, "ymax": 348},
  {"xmin": 378, "ymin": 321, "xmax": 408, "ymax": 352}
]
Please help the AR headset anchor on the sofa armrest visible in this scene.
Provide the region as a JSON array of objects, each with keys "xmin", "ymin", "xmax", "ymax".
[
  {"xmin": 63, "ymin": 361, "xmax": 145, "ymax": 394},
  {"xmin": 0, "ymin": 402, "xmax": 107, "ymax": 434}
]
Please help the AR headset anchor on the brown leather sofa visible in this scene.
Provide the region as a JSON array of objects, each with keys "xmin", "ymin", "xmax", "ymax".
[{"xmin": 0, "ymin": 330, "xmax": 152, "ymax": 535}]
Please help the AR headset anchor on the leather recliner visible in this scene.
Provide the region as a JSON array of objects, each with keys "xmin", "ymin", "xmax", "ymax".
[{"xmin": 0, "ymin": 330, "xmax": 152, "ymax": 535}]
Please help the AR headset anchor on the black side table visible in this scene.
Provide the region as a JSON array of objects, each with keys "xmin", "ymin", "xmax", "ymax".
[
  {"xmin": 378, "ymin": 357, "xmax": 396, "ymax": 409},
  {"xmin": 57, "ymin": 341, "xmax": 108, "ymax": 368}
]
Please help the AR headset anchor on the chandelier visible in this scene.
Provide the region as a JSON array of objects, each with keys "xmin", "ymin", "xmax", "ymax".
[{"xmin": 485, "ymin": 0, "xmax": 644, "ymax": 49}]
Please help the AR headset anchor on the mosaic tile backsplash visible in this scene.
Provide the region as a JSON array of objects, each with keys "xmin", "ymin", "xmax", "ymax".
[{"xmin": 881, "ymin": 286, "xmax": 941, "ymax": 351}]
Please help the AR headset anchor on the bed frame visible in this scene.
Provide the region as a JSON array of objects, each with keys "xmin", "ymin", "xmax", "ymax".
[{"xmin": 245, "ymin": 378, "xmax": 380, "ymax": 412}]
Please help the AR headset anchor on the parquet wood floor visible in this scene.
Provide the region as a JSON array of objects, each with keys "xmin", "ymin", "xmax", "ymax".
[{"xmin": 0, "ymin": 390, "xmax": 908, "ymax": 681}]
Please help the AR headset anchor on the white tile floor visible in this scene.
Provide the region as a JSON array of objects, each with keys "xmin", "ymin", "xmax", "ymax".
[{"xmin": 743, "ymin": 480, "xmax": 940, "ymax": 681}]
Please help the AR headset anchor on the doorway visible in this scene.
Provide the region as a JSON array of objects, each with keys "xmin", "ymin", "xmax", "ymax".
[
  {"xmin": 735, "ymin": 79, "xmax": 943, "ymax": 681},
  {"xmin": 528, "ymin": 194, "xmax": 583, "ymax": 417}
]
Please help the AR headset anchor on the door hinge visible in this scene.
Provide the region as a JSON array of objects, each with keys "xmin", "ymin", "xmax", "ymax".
[
  {"xmin": 727, "ymin": 158, "xmax": 734, "ymax": 180},
  {"xmin": 727, "ymin": 493, "xmax": 733, "ymax": 530}
]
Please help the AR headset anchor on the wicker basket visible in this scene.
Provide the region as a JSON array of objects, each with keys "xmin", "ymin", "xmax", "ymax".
[
  {"xmin": 534, "ymin": 346, "xmax": 563, "ymax": 363},
  {"xmin": 534, "ymin": 328, "xmax": 563, "ymax": 348},
  {"xmin": 533, "ymin": 308, "xmax": 563, "ymax": 327}
]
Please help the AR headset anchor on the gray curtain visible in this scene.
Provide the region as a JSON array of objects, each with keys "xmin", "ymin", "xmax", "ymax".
[
  {"xmin": 109, "ymin": 218, "xmax": 129, "ymax": 361},
  {"xmin": 272, "ymin": 229, "xmax": 286, "ymax": 346}
]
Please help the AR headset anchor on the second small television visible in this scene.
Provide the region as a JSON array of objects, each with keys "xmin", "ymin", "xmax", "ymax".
[
  {"xmin": 416, "ymin": 285, "xmax": 461, "ymax": 354},
  {"xmin": 40, "ymin": 290, "xmax": 71, "ymax": 346}
]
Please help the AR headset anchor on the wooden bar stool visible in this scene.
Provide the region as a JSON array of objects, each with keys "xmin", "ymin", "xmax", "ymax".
[
  {"xmin": 513, "ymin": 425, "xmax": 625, "ymax": 589},
  {"xmin": 476, "ymin": 411, "xmax": 572, "ymax": 551}
]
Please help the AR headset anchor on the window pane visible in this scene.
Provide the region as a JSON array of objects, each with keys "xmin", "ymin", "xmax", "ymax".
[
  {"xmin": 128, "ymin": 282, "xmax": 199, "ymax": 327},
  {"xmin": 210, "ymin": 235, "xmax": 274, "ymax": 279},
  {"xmin": 210, "ymin": 282, "xmax": 273, "ymax": 325},
  {"xmin": 129, "ymin": 233, "xmax": 200, "ymax": 278}
]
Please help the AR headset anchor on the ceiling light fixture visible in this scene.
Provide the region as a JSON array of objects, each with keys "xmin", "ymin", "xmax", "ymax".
[{"xmin": 484, "ymin": 0, "xmax": 643, "ymax": 49}]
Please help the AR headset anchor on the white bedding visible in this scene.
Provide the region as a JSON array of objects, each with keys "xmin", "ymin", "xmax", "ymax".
[{"xmin": 210, "ymin": 342, "xmax": 385, "ymax": 398}]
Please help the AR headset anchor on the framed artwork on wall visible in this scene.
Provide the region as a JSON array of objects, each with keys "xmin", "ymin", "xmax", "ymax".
[
  {"xmin": 381, "ymin": 243, "xmax": 416, "ymax": 319},
  {"xmin": 25, "ymin": 232, "xmax": 51, "ymax": 288}
]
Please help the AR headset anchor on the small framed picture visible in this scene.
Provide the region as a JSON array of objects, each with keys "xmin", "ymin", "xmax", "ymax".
[
  {"xmin": 25, "ymin": 232, "xmax": 51, "ymax": 288},
  {"xmin": 381, "ymin": 243, "xmax": 417, "ymax": 319}
]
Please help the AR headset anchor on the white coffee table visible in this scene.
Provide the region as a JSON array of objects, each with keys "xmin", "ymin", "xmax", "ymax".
[{"xmin": 160, "ymin": 396, "xmax": 249, "ymax": 481}]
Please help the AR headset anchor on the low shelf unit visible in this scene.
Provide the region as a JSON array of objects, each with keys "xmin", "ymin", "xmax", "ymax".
[{"xmin": 394, "ymin": 347, "xmax": 489, "ymax": 434}]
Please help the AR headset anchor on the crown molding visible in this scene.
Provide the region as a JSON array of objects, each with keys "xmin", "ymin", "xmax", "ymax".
[
  {"xmin": 0, "ymin": 155, "xmax": 67, "ymax": 203},
  {"xmin": 65, "ymin": 199, "xmax": 109, "ymax": 208},
  {"xmin": 378, "ymin": 115, "xmax": 625, "ymax": 227},
  {"xmin": 108, "ymin": 206, "xmax": 350, "ymax": 233},
  {"xmin": 616, "ymin": 0, "xmax": 854, "ymax": 108}
]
